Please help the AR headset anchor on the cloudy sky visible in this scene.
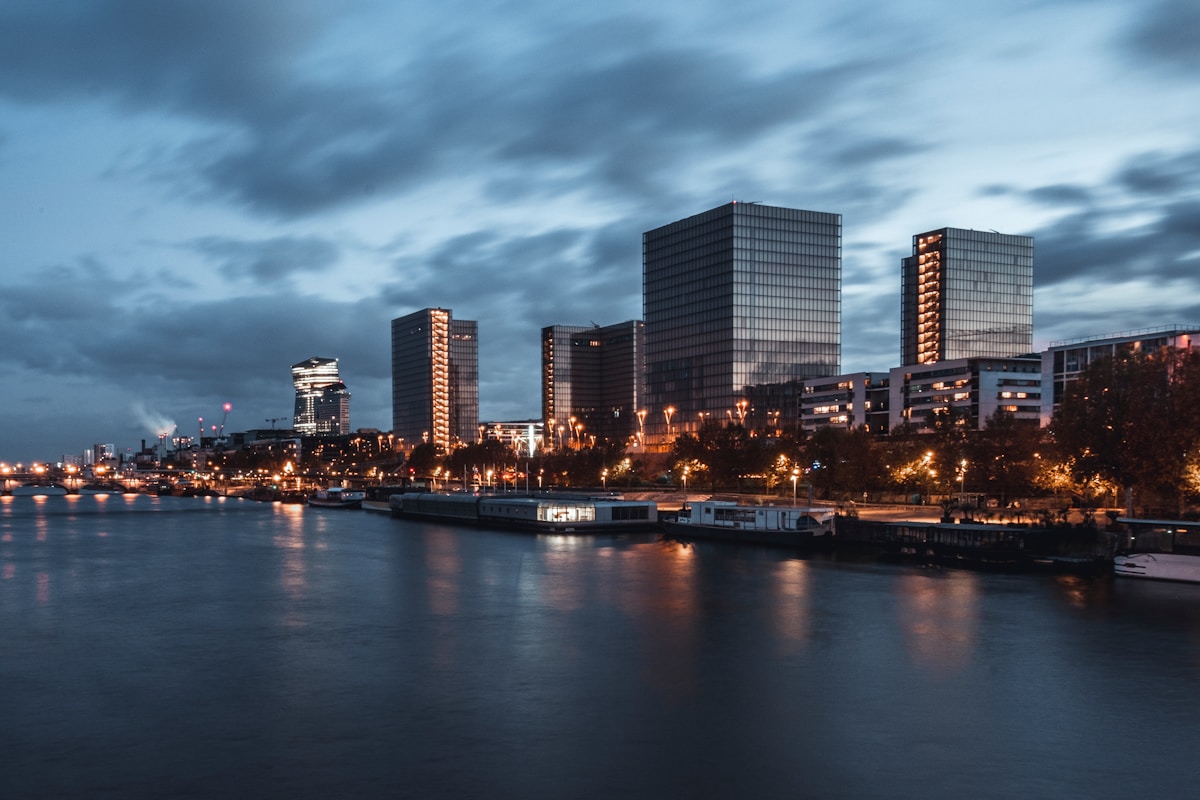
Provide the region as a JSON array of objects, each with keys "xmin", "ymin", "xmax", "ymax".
[{"xmin": 2, "ymin": 0, "xmax": 1199, "ymax": 462}]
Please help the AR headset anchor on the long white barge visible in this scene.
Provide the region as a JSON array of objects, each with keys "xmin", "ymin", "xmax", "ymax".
[
  {"xmin": 661, "ymin": 499, "xmax": 835, "ymax": 548},
  {"xmin": 389, "ymin": 491, "xmax": 658, "ymax": 533},
  {"xmin": 1113, "ymin": 517, "xmax": 1200, "ymax": 583}
]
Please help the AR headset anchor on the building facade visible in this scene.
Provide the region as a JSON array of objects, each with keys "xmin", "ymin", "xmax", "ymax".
[
  {"xmin": 1041, "ymin": 325, "xmax": 1200, "ymax": 424},
  {"xmin": 901, "ymin": 228, "xmax": 1033, "ymax": 366},
  {"xmin": 889, "ymin": 357, "xmax": 1042, "ymax": 433},
  {"xmin": 391, "ymin": 308, "xmax": 479, "ymax": 452},
  {"xmin": 643, "ymin": 202, "xmax": 841, "ymax": 443},
  {"xmin": 541, "ymin": 320, "xmax": 643, "ymax": 448},
  {"xmin": 799, "ymin": 372, "xmax": 890, "ymax": 433},
  {"xmin": 292, "ymin": 356, "xmax": 351, "ymax": 436}
]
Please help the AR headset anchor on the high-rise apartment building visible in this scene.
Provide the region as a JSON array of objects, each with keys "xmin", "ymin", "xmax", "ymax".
[
  {"xmin": 901, "ymin": 227, "xmax": 1033, "ymax": 366},
  {"xmin": 643, "ymin": 202, "xmax": 841, "ymax": 441},
  {"xmin": 292, "ymin": 356, "xmax": 351, "ymax": 436},
  {"xmin": 391, "ymin": 308, "xmax": 479, "ymax": 451},
  {"xmin": 541, "ymin": 320, "xmax": 644, "ymax": 448}
]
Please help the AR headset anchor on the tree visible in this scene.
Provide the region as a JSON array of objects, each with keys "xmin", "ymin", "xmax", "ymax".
[
  {"xmin": 405, "ymin": 442, "xmax": 442, "ymax": 478},
  {"xmin": 673, "ymin": 421, "xmax": 771, "ymax": 491},
  {"xmin": 1051, "ymin": 349, "xmax": 1200, "ymax": 514},
  {"xmin": 803, "ymin": 426, "xmax": 883, "ymax": 500},
  {"xmin": 967, "ymin": 410, "xmax": 1044, "ymax": 504}
]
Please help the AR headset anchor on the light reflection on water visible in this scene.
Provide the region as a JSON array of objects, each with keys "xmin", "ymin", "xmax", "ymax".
[
  {"xmin": 2, "ymin": 496, "xmax": 1200, "ymax": 799},
  {"xmin": 895, "ymin": 570, "xmax": 980, "ymax": 674}
]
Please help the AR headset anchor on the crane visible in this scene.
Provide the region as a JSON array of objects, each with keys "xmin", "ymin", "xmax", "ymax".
[
  {"xmin": 265, "ymin": 417, "xmax": 285, "ymax": 429},
  {"xmin": 219, "ymin": 403, "xmax": 232, "ymax": 437}
]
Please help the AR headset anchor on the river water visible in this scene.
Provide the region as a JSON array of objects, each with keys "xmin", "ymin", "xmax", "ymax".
[{"xmin": 3, "ymin": 494, "xmax": 1199, "ymax": 799}]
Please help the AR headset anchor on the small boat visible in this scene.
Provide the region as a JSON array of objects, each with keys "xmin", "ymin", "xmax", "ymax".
[
  {"xmin": 11, "ymin": 482, "xmax": 69, "ymax": 497},
  {"xmin": 1113, "ymin": 517, "xmax": 1200, "ymax": 583},
  {"xmin": 661, "ymin": 499, "xmax": 835, "ymax": 547},
  {"xmin": 307, "ymin": 487, "xmax": 365, "ymax": 509}
]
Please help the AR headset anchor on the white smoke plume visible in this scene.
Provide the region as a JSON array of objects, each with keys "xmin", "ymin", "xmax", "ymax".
[{"xmin": 132, "ymin": 403, "xmax": 177, "ymax": 438}]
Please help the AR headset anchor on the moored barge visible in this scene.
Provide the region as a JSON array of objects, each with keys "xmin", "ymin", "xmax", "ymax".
[
  {"xmin": 389, "ymin": 491, "xmax": 658, "ymax": 533},
  {"xmin": 661, "ymin": 500, "xmax": 835, "ymax": 548}
]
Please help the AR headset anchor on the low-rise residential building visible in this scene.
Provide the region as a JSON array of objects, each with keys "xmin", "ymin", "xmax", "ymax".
[
  {"xmin": 889, "ymin": 357, "xmax": 1042, "ymax": 433},
  {"xmin": 1041, "ymin": 325, "xmax": 1200, "ymax": 424},
  {"xmin": 799, "ymin": 372, "xmax": 890, "ymax": 433}
]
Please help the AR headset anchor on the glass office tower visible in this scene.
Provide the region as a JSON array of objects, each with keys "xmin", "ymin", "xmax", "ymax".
[
  {"xmin": 292, "ymin": 356, "xmax": 351, "ymax": 436},
  {"xmin": 391, "ymin": 308, "xmax": 479, "ymax": 452},
  {"xmin": 643, "ymin": 202, "xmax": 841, "ymax": 442},
  {"xmin": 901, "ymin": 228, "xmax": 1033, "ymax": 366},
  {"xmin": 541, "ymin": 320, "xmax": 643, "ymax": 448}
]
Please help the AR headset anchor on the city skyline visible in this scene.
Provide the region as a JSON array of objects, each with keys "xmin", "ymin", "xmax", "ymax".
[{"xmin": 3, "ymin": 1, "xmax": 1200, "ymax": 462}]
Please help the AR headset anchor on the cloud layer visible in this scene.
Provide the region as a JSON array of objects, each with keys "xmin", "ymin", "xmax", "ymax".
[{"xmin": 2, "ymin": 0, "xmax": 1199, "ymax": 460}]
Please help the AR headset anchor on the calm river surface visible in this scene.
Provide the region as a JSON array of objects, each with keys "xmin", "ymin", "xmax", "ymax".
[{"xmin": 3, "ymin": 494, "xmax": 1199, "ymax": 799}]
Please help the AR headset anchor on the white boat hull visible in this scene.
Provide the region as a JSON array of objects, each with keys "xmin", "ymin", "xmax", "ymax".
[{"xmin": 1113, "ymin": 552, "xmax": 1200, "ymax": 583}]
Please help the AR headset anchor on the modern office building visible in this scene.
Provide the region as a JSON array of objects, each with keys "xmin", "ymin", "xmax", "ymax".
[
  {"xmin": 901, "ymin": 228, "xmax": 1033, "ymax": 366},
  {"xmin": 391, "ymin": 308, "xmax": 479, "ymax": 452},
  {"xmin": 800, "ymin": 372, "xmax": 890, "ymax": 434},
  {"xmin": 1041, "ymin": 325, "xmax": 1200, "ymax": 424},
  {"xmin": 643, "ymin": 202, "xmax": 841, "ymax": 443},
  {"xmin": 889, "ymin": 356, "xmax": 1042, "ymax": 433},
  {"xmin": 292, "ymin": 356, "xmax": 351, "ymax": 436},
  {"xmin": 541, "ymin": 320, "xmax": 644, "ymax": 448}
]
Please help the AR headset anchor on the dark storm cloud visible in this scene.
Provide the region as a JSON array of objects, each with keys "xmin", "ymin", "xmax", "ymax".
[
  {"xmin": 0, "ymin": 2, "xmax": 881, "ymax": 219},
  {"xmin": 999, "ymin": 147, "xmax": 1200, "ymax": 288},
  {"xmin": 204, "ymin": 44, "xmax": 873, "ymax": 218},
  {"xmin": 190, "ymin": 235, "xmax": 341, "ymax": 283},
  {"xmin": 383, "ymin": 223, "xmax": 641, "ymax": 324},
  {"xmin": 0, "ymin": 0, "xmax": 315, "ymax": 113},
  {"xmin": 0, "ymin": 258, "xmax": 393, "ymax": 416},
  {"xmin": 1125, "ymin": 0, "xmax": 1200, "ymax": 74},
  {"xmin": 826, "ymin": 135, "xmax": 928, "ymax": 168},
  {"xmin": 1027, "ymin": 184, "xmax": 1093, "ymax": 208},
  {"xmin": 1117, "ymin": 150, "xmax": 1200, "ymax": 195}
]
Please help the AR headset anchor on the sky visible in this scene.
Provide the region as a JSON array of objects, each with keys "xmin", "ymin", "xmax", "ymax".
[{"xmin": 2, "ymin": 0, "xmax": 1199, "ymax": 463}]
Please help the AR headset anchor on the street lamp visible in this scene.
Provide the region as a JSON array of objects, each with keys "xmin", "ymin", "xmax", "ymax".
[
  {"xmin": 682, "ymin": 466, "xmax": 689, "ymax": 494},
  {"xmin": 664, "ymin": 406, "xmax": 676, "ymax": 441},
  {"xmin": 636, "ymin": 409, "xmax": 647, "ymax": 450},
  {"xmin": 791, "ymin": 467, "xmax": 799, "ymax": 503},
  {"xmin": 601, "ymin": 468, "xmax": 608, "ymax": 490}
]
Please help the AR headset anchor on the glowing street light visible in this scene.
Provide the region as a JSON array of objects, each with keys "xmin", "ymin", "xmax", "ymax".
[
  {"xmin": 791, "ymin": 467, "xmax": 799, "ymax": 502},
  {"xmin": 664, "ymin": 406, "xmax": 676, "ymax": 441},
  {"xmin": 601, "ymin": 468, "xmax": 608, "ymax": 490}
]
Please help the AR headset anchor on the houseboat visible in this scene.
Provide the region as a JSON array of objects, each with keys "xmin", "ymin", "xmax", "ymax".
[
  {"xmin": 1113, "ymin": 518, "xmax": 1200, "ymax": 583},
  {"xmin": 307, "ymin": 487, "xmax": 366, "ymax": 509},
  {"xmin": 661, "ymin": 500, "xmax": 835, "ymax": 547},
  {"xmin": 389, "ymin": 491, "xmax": 658, "ymax": 533}
]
